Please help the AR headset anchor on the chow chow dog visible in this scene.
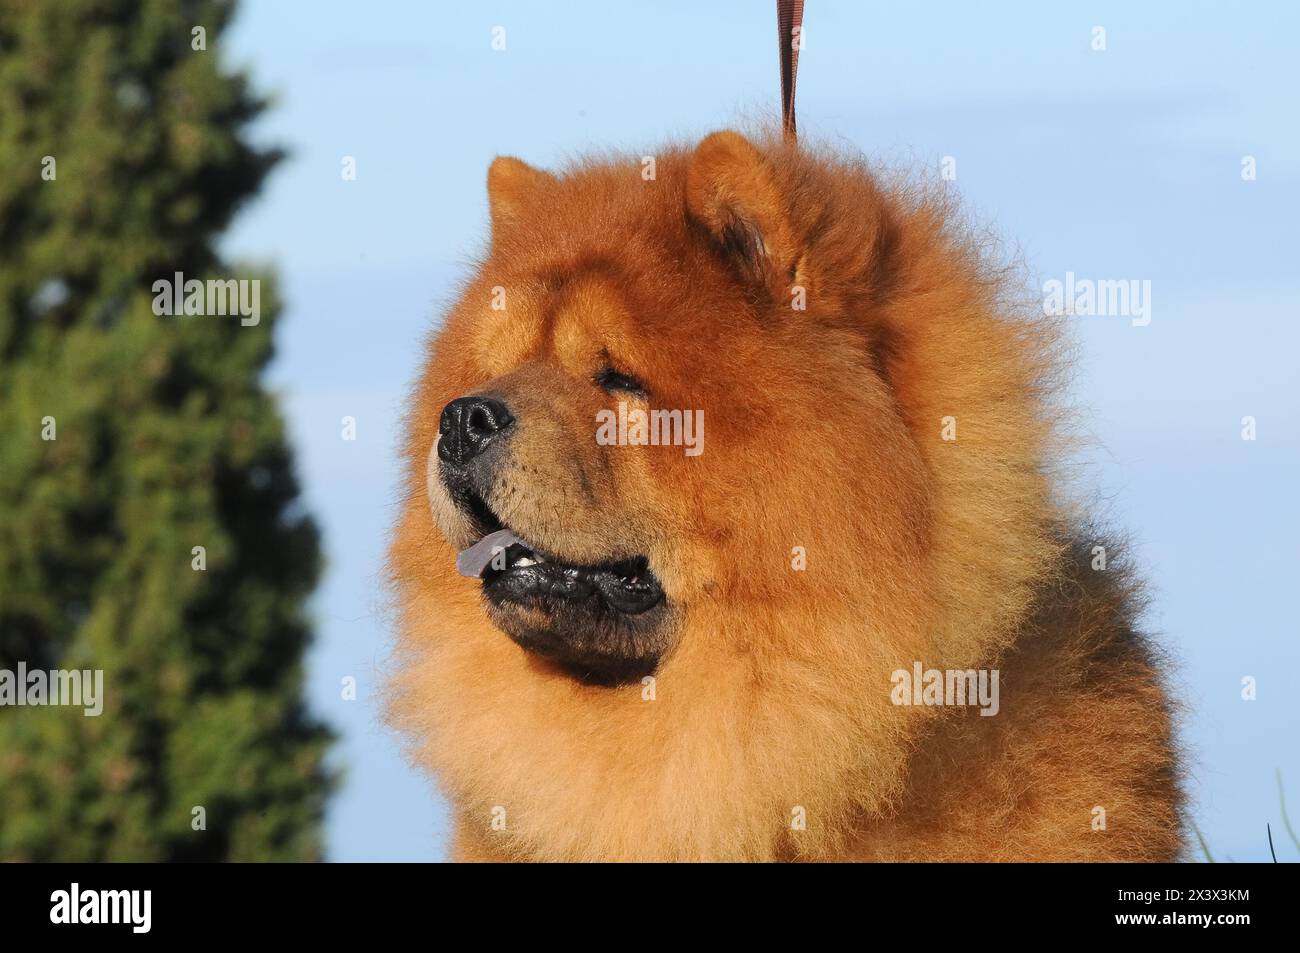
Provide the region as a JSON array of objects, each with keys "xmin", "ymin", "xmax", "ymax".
[{"xmin": 387, "ymin": 130, "xmax": 1183, "ymax": 861}]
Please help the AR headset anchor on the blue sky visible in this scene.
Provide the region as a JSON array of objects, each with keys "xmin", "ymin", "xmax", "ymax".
[{"xmin": 222, "ymin": 1, "xmax": 1299, "ymax": 861}]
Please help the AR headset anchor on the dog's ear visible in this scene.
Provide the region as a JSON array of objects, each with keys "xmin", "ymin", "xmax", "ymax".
[
  {"xmin": 685, "ymin": 131, "xmax": 797, "ymax": 292},
  {"xmin": 487, "ymin": 156, "xmax": 556, "ymax": 234}
]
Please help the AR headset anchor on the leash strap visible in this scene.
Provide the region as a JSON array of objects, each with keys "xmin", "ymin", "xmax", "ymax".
[{"xmin": 777, "ymin": 0, "xmax": 806, "ymax": 141}]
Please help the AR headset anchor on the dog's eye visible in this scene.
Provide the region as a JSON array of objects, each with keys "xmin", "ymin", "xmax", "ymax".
[{"xmin": 595, "ymin": 366, "xmax": 646, "ymax": 397}]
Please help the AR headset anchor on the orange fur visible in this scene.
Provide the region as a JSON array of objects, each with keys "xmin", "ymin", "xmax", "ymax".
[{"xmin": 386, "ymin": 130, "xmax": 1183, "ymax": 861}]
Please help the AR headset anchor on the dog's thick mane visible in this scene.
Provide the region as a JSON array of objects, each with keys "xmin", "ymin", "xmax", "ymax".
[
  {"xmin": 387, "ymin": 133, "xmax": 1080, "ymax": 861},
  {"xmin": 762, "ymin": 134, "xmax": 1071, "ymax": 664}
]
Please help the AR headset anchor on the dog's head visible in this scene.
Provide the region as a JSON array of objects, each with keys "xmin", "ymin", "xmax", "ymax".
[{"xmin": 422, "ymin": 132, "xmax": 937, "ymax": 685}]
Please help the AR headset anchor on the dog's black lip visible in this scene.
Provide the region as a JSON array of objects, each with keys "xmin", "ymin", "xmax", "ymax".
[
  {"xmin": 484, "ymin": 549, "xmax": 664, "ymax": 616},
  {"xmin": 453, "ymin": 486, "xmax": 665, "ymax": 615}
]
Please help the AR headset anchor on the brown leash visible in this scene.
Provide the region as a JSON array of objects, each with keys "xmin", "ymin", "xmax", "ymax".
[{"xmin": 777, "ymin": 0, "xmax": 806, "ymax": 141}]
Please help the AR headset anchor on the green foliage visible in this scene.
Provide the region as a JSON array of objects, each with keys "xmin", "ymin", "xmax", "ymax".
[{"xmin": 0, "ymin": 0, "xmax": 332, "ymax": 860}]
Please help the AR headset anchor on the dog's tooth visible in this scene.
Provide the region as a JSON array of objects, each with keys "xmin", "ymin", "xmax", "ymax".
[{"xmin": 515, "ymin": 556, "xmax": 536, "ymax": 568}]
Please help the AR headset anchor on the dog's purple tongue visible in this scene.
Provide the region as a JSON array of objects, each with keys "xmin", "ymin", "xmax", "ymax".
[{"xmin": 456, "ymin": 528, "xmax": 523, "ymax": 578}]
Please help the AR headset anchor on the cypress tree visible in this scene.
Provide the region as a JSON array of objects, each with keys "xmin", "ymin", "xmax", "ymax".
[{"xmin": 0, "ymin": 0, "xmax": 333, "ymax": 860}]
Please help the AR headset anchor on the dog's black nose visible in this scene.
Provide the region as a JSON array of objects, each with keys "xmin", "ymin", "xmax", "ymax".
[{"xmin": 438, "ymin": 395, "xmax": 515, "ymax": 466}]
